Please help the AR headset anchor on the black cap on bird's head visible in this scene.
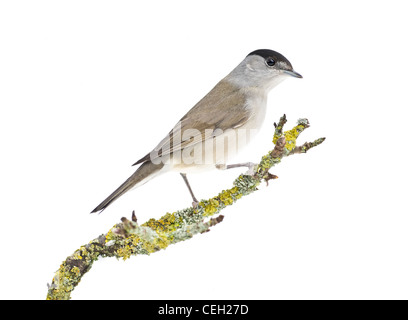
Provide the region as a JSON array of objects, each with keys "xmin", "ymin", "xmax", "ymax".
[{"xmin": 247, "ymin": 49, "xmax": 302, "ymax": 78}]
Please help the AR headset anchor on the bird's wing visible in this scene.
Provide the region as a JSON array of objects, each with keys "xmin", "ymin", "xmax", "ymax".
[{"xmin": 133, "ymin": 80, "xmax": 251, "ymax": 166}]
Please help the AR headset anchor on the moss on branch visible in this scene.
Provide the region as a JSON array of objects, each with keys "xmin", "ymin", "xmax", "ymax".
[{"xmin": 46, "ymin": 115, "xmax": 325, "ymax": 300}]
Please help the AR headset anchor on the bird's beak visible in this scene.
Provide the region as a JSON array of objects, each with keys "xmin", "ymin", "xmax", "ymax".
[{"xmin": 284, "ymin": 70, "xmax": 303, "ymax": 78}]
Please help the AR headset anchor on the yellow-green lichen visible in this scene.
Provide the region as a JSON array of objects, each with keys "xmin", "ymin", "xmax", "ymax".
[
  {"xmin": 71, "ymin": 266, "xmax": 81, "ymax": 277},
  {"xmin": 282, "ymin": 125, "xmax": 303, "ymax": 152},
  {"xmin": 272, "ymin": 132, "xmax": 282, "ymax": 145},
  {"xmin": 152, "ymin": 232, "xmax": 171, "ymax": 250},
  {"xmin": 257, "ymin": 154, "xmax": 282, "ymax": 174},
  {"xmin": 117, "ymin": 245, "xmax": 133, "ymax": 260},
  {"xmin": 198, "ymin": 186, "xmax": 243, "ymax": 217},
  {"xmin": 233, "ymin": 174, "xmax": 260, "ymax": 195},
  {"xmin": 114, "ymin": 234, "xmax": 142, "ymax": 260},
  {"xmin": 105, "ymin": 224, "xmax": 119, "ymax": 242},
  {"xmin": 230, "ymin": 186, "xmax": 242, "ymax": 199},
  {"xmin": 202, "ymin": 198, "xmax": 220, "ymax": 216},
  {"xmin": 142, "ymin": 212, "xmax": 182, "ymax": 233},
  {"xmin": 272, "ymin": 118, "xmax": 307, "ymax": 153},
  {"xmin": 219, "ymin": 189, "xmax": 234, "ymax": 206}
]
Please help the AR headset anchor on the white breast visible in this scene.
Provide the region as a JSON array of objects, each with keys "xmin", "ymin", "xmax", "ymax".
[{"xmin": 241, "ymin": 89, "xmax": 268, "ymax": 134}]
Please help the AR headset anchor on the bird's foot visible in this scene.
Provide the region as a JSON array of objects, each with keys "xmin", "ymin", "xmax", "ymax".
[{"xmin": 243, "ymin": 162, "xmax": 256, "ymax": 175}]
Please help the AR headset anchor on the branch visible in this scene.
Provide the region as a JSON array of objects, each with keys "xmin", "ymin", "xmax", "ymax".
[{"xmin": 46, "ymin": 115, "xmax": 325, "ymax": 300}]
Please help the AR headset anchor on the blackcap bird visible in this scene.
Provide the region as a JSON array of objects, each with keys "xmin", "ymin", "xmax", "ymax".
[{"xmin": 91, "ymin": 49, "xmax": 302, "ymax": 213}]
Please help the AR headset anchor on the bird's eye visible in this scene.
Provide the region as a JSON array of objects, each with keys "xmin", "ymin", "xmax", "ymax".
[{"xmin": 265, "ymin": 57, "xmax": 276, "ymax": 67}]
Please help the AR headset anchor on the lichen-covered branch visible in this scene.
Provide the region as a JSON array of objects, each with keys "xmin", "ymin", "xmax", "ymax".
[{"xmin": 46, "ymin": 115, "xmax": 325, "ymax": 300}]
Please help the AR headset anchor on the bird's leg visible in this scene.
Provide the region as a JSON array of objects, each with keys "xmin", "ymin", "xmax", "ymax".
[
  {"xmin": 216, "ymin": 163, "xmax": 278, "ymax": 185},
  {"xmin": 216, "ymin": 162, "xmax": 256, "ymax": 175},
  {"xmin": 180, "ymin": 173, "xmax": 199, "ymax": 207}
]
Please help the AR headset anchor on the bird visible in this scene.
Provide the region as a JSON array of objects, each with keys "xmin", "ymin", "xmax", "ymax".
[{"xmin": 91, "ymin": 49, "xmax": 302, "ymax": 213}]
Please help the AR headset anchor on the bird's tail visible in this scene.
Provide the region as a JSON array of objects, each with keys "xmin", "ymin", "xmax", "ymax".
[{"xmin": 91, "ymin": 161, "xmax": 164, "ymax": 213}]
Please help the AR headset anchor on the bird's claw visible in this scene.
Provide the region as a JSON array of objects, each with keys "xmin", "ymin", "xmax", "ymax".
[{"xmin": 244, "ymin": 162, "xmax": 256, "ymax": 175}]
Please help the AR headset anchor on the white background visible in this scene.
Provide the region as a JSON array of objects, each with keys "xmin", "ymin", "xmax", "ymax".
[{"xmin": 1, "ymin": 0, "xmax": 407, "ymax": 300}]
